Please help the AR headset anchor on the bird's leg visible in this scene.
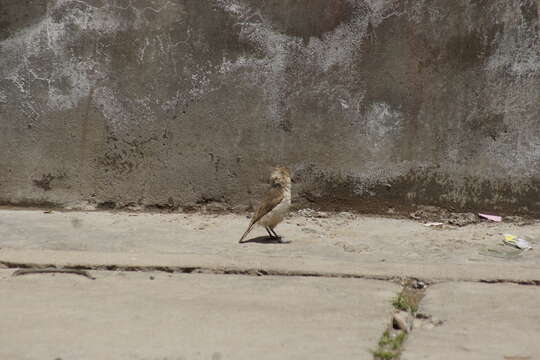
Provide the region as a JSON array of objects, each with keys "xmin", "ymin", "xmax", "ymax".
[
  {"xmin": 265, "ymin": 227, "xmax": 276, "ymax": 239},
  {"xmin": 268, "ymin": 227, "xmax": 279, "ymax": 238},
  {"xmin": 269, "ymin": 227, "xmax": 290, "ymax": 244}
]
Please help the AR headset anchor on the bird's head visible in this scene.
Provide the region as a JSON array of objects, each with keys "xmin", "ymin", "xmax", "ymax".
[{"xmin": 270, "ymin": 166, "xmax": 291, "ymax": 188}]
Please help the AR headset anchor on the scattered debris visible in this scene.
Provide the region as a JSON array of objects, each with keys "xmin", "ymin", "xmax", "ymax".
[
  {"xmin": 503, "ymin": 234, "xmax": 532, "ymax": 251},
  {"xmin": 12, "ymin": 268, "xmax": 96, "ymax": 280},
  {"xmin": 480, "ymin": 234, "xmax": 533, "ymax": 258},
  {"xmin": 503, "ymin": 216, "xmax": 536, "ymax": 226},
  {"xmin": 446, "ymin": 212, "xmax": 480, "ymax": 227},
  {"xmin": 424, "ymin": 222, "xmax": 444, "ymax": 228},
  {"xmin": 334, "ymin": 241, "xmax": 368, "ymax": 253},
  {"xmin": 126, "ymin": 203, "xmax": 144, "ymax": 212},
  {"xmin": 336, "ymin": 211, "xmax": 356, "ymax": 220},
  {"xmin": 204, "ymin": 201, "xmax": 230, "ymax": 213},
  {"xmin": 297, "ymin": 208, "xmax": 330, "ymax": 218},
  {"xmin": 410, "ymin": 205, "xmax": 479, "ymax": 227},
  {"xmin": 413, "ymin": 313, "xmax": 445, "ymax": 330},
  {"xmin": 479, "ymin": 213, "xmax": 502, "ymax": 222},
  {"xmin": 64, "ymin": 200, "xmax": 98, "ymax": 211}
]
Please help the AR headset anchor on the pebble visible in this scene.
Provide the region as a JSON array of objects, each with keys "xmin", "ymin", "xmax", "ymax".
[{"xmin": 393, "ymin": 311, "xmax": 413, "ymax": 332}]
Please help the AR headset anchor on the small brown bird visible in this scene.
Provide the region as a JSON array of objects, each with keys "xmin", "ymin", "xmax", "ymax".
[{"xmin": 239, "ymin": 167, "xmax": 292, "ymax": 243}]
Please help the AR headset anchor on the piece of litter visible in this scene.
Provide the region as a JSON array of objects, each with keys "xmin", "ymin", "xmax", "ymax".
[
  {"xmin": 503, "ymin": 234, "xmax": 532, "ymax": 250},
  {"xmin": 479, "ymin": 213, "xmax": 502, "ymax": 222},
  {"xmin": 424, "ymin": 222, "xmax": 444, "ymax": 227}
]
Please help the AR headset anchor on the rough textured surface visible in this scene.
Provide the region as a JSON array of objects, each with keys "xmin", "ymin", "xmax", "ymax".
[
  {"xmin": 0, "ymin": 0, "xmax": 539, "ymax": 214},
  {"xmin": 0, "ymin": 270, "xmax": 399, "ymax": 360},
  {"xmin": 1, "ymin": 209, "xmax": 539, "ymax": 271},
  {"xmin": 403, "ymin": 282, "xmax": 540, "ymax": 360}
]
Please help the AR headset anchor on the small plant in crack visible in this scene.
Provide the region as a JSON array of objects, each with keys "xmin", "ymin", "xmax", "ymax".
[
  {"xmin": 392, "ymin": 293, "xmax": 418, "ymax": 313},
  {"xmin": 380, "ymin": 331, "xmax": 406, "ymax": 350},
  {"xmin": 372, "ymin": 349, "xmax": 396, "ymax": 360},
  {"xmin": 373, "ymin": 280, "xmax": 427, "ymax": 360},
  {"xmin": 372, "ymin": 330, "xmax": 406, "ymax": 359}
]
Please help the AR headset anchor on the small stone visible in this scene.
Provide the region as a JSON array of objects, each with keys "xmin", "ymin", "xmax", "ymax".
[
  {"xmin": 393, "ymin": 311, "xmax": 413, "ymax": 332},
  {"xmin": 205, "ymin": 201, "xmax": 229, "ymax": 212},
  {"xmin": 415, "ymin": 312, "xmax": 430, "ymax": 319},
  {"xmin": 149, "ymin": 276, "xmax": 155, "ymax": 280},
  {"xmin": 431, "ymin": 317, "xmax": 444, "ymax": 326},
  {"xmin": 337, "ymin": 211, "xmax": 355, "ymax": 219},
  {"xmin": 297, "ymin": 208, "xmax": 329, "ymax": 218},
  {"xmin": 126, "ymin": 203, "xmax": 144, "ymax": 211}
]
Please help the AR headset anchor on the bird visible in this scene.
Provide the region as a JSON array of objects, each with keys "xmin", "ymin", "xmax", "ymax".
[{"xmin": 239, "ymin": 166, "xmax": 292, "ymax": 243}]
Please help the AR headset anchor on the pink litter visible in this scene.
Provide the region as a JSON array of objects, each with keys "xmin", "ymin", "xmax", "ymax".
[{"xmin": 478, "ymin": 213, "xmax": 502, "ymax": 222}]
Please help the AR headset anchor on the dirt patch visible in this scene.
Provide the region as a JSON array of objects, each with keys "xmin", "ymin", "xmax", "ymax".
[{"xmin": 32, "ymin": 174, "xmax": 56, "ymax": 191}]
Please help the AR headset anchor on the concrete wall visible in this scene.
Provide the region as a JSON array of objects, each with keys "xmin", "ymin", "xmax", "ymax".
[{"xmin": 0, "ymin": 0, "xmax": 539, "ymax": 214}]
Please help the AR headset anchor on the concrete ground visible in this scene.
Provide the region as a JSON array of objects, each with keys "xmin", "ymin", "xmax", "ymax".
[
  {"xmin": 1, "ymin": 209, "xmax": 539, "ymax": 359},
  {"xmin": 403, "ymin": 282, "xmax": 540, "ymax": 360}
]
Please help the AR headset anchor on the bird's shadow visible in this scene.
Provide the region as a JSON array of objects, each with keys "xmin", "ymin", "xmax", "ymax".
[{"xmin": 240, "ymin": 236, "xmax": 288, "ymax": 244}]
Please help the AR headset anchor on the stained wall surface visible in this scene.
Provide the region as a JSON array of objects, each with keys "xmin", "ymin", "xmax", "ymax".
[{"xmin": 0, "ymin": 0, "xmax": 539, "ymax": 214}]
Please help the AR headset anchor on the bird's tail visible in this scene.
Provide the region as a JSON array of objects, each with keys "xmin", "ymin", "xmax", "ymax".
[{"xmin": 239, "ymin": 222, "xmax": 255, "ymax": 243}]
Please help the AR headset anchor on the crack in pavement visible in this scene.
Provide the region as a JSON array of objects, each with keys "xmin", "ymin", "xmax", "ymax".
[
  {"xmin": 373, "ymin": 280, "xmax": 429, "ymax": 360},
  {"xmin": 1, "ymin": 260, "xmax": 540, "ymax": 286},
  {"xmin": 0, "ymin": 260, "xmax": 404, "ymax": 282}
]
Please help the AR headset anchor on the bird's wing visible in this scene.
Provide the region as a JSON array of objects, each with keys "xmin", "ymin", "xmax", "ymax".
[
  {"xmin": 239, "ymin": 185, "xmax": 284, "ymax": 243},
  {"xmin": 251, "ymin": 185, "xmax": 284, "ymax": 225}
]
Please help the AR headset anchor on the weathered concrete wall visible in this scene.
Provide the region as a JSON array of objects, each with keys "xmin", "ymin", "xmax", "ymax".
[{"xmin": 0, "ymin": 0, "xmax": 539, "ymax": 214}]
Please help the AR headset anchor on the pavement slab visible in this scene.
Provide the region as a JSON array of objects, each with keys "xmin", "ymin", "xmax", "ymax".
[
  {"xmin": 403, "ymin": 282, "xmax": 540, "ymax": 360},
  {"xmin": 1, "ymin": 209, "xmax": 539, "ymax": 282},
  {"xmin": 0, "ymin": 269, "xmax": 399, "ymax": 360}
]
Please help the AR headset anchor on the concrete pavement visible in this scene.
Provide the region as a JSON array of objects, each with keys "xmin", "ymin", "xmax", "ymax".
[
  {"xmin": 0, "ymin": 270, "xmax": 399, "ymax": 360},
  {"xmin": 403, "ymin": 283, "xmax": 540, "ymax": 360},
  {"xmin": 1, "ymin": 209, "xmax": 539, "ymax": 268},
  {"xmin": 1, "ymin": 209, "xmax": 539, "ymax": 359}
]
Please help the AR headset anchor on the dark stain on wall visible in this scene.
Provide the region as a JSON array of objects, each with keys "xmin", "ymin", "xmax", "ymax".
[
  {"xmin": 0, "ymin": 0, "xmax": 47, "ymax": 41},
  {"xmin": 296, "ymin": 168, "xmax": 540, "ymax": 217},
  {"xmin": 255, "ymin": 0, "xmax": 354, "ymax": 41}
]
